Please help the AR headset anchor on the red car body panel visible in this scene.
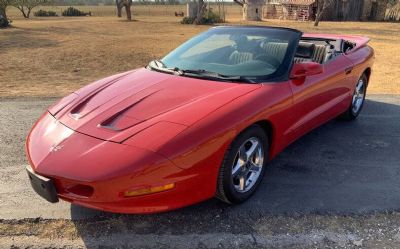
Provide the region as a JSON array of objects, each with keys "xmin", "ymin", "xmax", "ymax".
[
  {"xmin": 26, "ymin": 32, "xmax": 374, "ymax": 214},
  {"xmin": 51, "ymin": 68, "xmax": 261, "ymax": 143}
]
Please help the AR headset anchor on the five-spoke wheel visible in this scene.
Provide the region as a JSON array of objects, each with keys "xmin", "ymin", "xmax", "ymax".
[
  {"xmin": 217, "ymin": 125, "xmax": 268, "ymax": 204},
  {"xmin": 341, "ymin": 73, "xmax": 368, "ymax": 120},
  {"xmin": 231, "ymin": 137, "xmax": 264, "ymax": 193}
]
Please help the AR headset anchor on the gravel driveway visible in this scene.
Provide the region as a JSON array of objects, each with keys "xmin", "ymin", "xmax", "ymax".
[{"xmin": 1, "ymin": 95, "xmax": 400, "ymax": 248}]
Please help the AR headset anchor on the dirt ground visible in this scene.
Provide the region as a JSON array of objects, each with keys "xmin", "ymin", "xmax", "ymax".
[
  {"xmin": 3, "ymin": 212, "xmax": 400, "ymax": 248},
  {"xmin": 2, "ymin": 6, "xmax": 400, "ymax": 249},
  {"xmin": 1, "ymin": 7, "xmax": 400, "ymax": 97}
]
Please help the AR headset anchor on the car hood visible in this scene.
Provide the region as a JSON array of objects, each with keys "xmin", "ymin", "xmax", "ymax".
[{"xmin": 49, "ymin": 68, "xmax": 260, "ymax": 143}]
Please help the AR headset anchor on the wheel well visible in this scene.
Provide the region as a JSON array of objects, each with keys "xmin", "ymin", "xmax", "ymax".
[
  {"xmin": 254, "ymin": 120, "xmax": 273, "ymax": 155},
  {"xmin": 364, "ymin": 68, "xmax": 371, "ymax": 84}
]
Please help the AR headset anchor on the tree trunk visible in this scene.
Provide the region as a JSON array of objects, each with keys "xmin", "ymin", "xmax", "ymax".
[
  {"xmin": 116, "ymin": 0, "xmax": 122, "ymax": 17},
  {"xmin": 314, "ymin": 12, "xmax": 321, "ymax": 26},
  {"xmin": 125, "ymin": 3, "xmax": 131, "ymax": 21},
  {"xmin": 16, "ymin": 6, "xmax": 28, "ymax": 18},
  {"xmin": 194, "ymin": 0, "xmax": 205, "ymax": 24},
  {"xmin": 117, "ymin": 6, "xmax": 122, "ymax": 17},
  {"xmin": 313, "ymin": 0, "xmax": 329, "ymax": 26},
  {"xmin": 27, "ymin": 7, "xmax": 32, "ymax": 18},
  {"xmin": 22, "ymin": 8, "xmax": 28, "ymax": 18},
  {"xmin": 0, "ymin": 6, "xmax": 7, "ymax": 20}
]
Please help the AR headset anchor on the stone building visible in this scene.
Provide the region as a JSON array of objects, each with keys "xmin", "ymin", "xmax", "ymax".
[{"xmin": 237, "ymin": 0, "xmax": 265, "ymax": 20}]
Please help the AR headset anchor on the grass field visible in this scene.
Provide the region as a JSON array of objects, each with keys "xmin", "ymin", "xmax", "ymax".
[
  {"xmin": 5, "ymin": 4, "xmax": 243, "ymax": 19},
  {"xmin": 1, "ymin": 5, "xmax": 399, "ymax": 97}
]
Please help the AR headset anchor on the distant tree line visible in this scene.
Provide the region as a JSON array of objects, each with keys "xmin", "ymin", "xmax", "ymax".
[
  {"xmin": 51, "ymin": 0, "xmax": 184, "ymax": 5},
  {"xmin": 52, "ymin": 0, "xmax": 114, "ymax": 6},
  {"xmin": 1, "ymin": 0, "xmax": 188, "ymax": 27}
]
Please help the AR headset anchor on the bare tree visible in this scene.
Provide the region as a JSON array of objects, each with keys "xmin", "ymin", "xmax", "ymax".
[
  {"xmin": 387, "ymin": 0, "xmax": 400, "ymax": 21},
  {"xmin": 194, "ymin": 0, "xmax": 206, "ymax": 24},
  {"xmin": 116, "ymin": 0, "xmax": 132, "ymax": 21},
  {"xmin": 116, "ymin": 0, "xmax": 122, "ymax": 17},
  {"xmin": 233, "ymin": 0, "xmax": 244, "ymax": 7},
  {"xmin": 11, "ymin": 0, "xmax": 50, "ymax": 18},
  {"xmin": 314, "ymin": 0, "xmax": 334, "ymax": 26}
]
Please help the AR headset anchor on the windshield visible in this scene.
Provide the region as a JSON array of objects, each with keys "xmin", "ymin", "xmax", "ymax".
[{"xmin": 153, "ymin": 26, "xmax": 301, "ymax": 82}]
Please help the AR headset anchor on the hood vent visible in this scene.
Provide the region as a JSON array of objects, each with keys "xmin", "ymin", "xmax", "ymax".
[
  {"xmin": 99, "ymin": 90, "xmax": 160, "ymax": 131},
  {"xmin": 69, "ymin": 80, "xmax": 119, "ymax": 120}
]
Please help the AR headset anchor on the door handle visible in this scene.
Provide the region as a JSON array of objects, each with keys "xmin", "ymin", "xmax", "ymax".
[{"xmin": 345, "ymin": 67, "xmax": 353, "ymax": 74}]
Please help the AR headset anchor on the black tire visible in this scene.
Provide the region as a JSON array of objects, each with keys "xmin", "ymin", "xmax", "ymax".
[
  {"xmin": 340, "ymin": 73, "xmax": 368, "ymax": 121},
  {"xmin": 216, "ymin": 125, "xmax": 268, "ymax": 204}
]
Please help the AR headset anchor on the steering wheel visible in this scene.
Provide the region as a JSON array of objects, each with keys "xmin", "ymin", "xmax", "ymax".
[{"xmin": 254, "ymin": 54, "xmax": 281, "ymax": 68}]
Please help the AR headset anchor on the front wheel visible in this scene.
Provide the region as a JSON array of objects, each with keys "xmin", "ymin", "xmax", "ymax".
[
  {"xmin": 340, "ymin": 74, "xmax": 368, "ymax": 120},
  {"xmin": 216, "ymin": 125, "xmax": 268, "ymax": 204}
]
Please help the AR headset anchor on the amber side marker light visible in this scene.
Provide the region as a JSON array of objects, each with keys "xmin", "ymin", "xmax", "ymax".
[{"xmin": 123, "ymin": 183, "xmax": 175, "ymax": 197}]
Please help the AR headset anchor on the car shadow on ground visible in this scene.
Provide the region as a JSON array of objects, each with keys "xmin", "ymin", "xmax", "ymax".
[{"xmin": 69, "ymin": 97, "xmax": 400, "ymax": 241}]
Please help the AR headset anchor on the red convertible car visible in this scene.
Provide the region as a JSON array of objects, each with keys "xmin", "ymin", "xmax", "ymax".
[{"xmin": 26, "ymin": 26, "xmax": 374, "ymax": 214}]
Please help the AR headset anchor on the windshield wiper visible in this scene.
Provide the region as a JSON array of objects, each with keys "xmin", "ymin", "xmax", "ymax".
[
  {"xmin": 178, "ymin": 69, "xmax": 255, "ymax": 83},
  {"xmin": 148, "ymin": 59, "xmax": 176, "ymax": 72},
  {"xmin": 152, "ymin": 59, "xmax": 167, "ymax": 68},
  {"xmin": 148, "ymin": 61, "xmax": 255, "ymax": 83}
]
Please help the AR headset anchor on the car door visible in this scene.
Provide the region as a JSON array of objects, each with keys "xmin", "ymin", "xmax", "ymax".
[{"xmin": 287, "ymin": 53, "xmax": 354, "ymax": 141}]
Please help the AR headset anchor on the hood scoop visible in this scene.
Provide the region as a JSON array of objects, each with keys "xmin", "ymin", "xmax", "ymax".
[
  {"xmin": 69, "ymin": 80, "xmax": 118, "ymax": 120},
  {"xmin": 99, "ymin": 91, "xmax": 159, "ymax": 131}
]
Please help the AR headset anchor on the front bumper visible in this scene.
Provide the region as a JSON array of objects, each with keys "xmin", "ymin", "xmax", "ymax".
[
  {"xmin": 25, "ymin": 112, "xmax": 211, "ymax": 214},
  {"xmin": 26, "ymin": 165, "xmax": 59, "ymax": 203}
]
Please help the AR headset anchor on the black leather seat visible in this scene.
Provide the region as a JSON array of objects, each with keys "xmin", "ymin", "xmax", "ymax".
[
  {"xmin": 312, "ymin": 44, "xmax": 328, "ymax": 64},
  {"xmin": 294, "ymin": 42, "xmax": 315, "ymax": 63},
  {"xmin": 262, "ymin": 42, "xmax": 288, "ymax": 63},
  {"xmin": 229, "ymin": 35, "xmax": 254, "ymax": 64}
]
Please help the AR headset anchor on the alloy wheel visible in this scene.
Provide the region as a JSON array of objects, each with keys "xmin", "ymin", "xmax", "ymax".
[
  {"xmin": 231, "ymin": 137, "xmax": 264, "ymax": 193},
  {"xmin": 352, "ymin": 78, "xmax": 366, "ymax": 114}
]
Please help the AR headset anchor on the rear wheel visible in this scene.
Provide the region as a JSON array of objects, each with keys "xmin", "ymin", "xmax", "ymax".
[
  {"xmin": 216, "ymin": 125, "xmax": 268, "ymax": 204},
  {"xmin": 341, "ymin": 74, "xmax": 368, "ymax": 120}
]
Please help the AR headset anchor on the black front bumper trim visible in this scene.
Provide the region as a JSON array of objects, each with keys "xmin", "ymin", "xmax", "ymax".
[{"xmin": 26, "ymin": 165, "xmax": 59, "ymax": 203}]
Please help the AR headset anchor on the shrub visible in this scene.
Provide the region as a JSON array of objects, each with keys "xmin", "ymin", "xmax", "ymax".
[
  {"xmin": 204, "ymin": 10, "xmax": 223, "ymax": 24},
  {"xmin": 181, "ymin": 9, "xmax": 223, "ymax": 25},
  {"xmin": 62, "ymin": 7, "xmax": 91, "ymax": 17},
  {"xmin": 34, "ymin": 10, "xmax": 58, "ymax": 17},
  {"xmin": 0, "ymin": 15, "xmax": 11, "ymax": 28},
  {"xmin": 181, "ymin": 16, "xmax": 195, "ymax": 24}
]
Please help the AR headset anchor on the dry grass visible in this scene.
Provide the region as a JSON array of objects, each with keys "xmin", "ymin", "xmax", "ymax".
[
  {"xmin": 0, "ymin": 6, "xmax": 399, "ymax": 97},
  {"xmin": 5, "ymin": 4, "xmax": 243, "ymax": 20}
]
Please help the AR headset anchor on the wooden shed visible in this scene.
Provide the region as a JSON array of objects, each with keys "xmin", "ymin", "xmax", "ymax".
[{"xmin": 322, "ymin": 0, "xmax": 389, "ymax": 21}]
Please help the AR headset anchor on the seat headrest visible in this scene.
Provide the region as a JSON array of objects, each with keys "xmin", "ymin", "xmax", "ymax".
[{"xmin": 296, "ymin": 42, "xmax": 315, "ymax": 58}]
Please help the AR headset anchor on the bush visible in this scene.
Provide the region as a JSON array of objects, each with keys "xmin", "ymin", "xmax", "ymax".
[
  {"xmin": 181, "ymin": 9, "xmax": 223, "ymax": 25},
  {"xmin": 34, "ymin": 10, "xmax": 58, "ymax": 17},
  {"xmin": 203, "ymin": 10, "xmax": 223, "ymax": 24},
  {"xmin": 0, "ymin": 15, "xmax": 11, "ymax": 28},
  {"xmin": 62, "ymin": 7, "xmax": 91, "ymax": 17},
  {"xmin": 181, "ymin": 16, "xmax": 195, "ymax": 24}
]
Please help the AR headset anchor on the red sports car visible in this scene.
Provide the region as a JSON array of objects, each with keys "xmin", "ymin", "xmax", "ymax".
[{"xmin": 26, "ymin": 26, "xmax": 374, "ymax": 214}]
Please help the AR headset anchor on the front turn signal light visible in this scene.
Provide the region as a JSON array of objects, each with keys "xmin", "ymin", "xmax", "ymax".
[{"xmin": 123, "ymin": 183, "xmax": 175, "ymax": 197}]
